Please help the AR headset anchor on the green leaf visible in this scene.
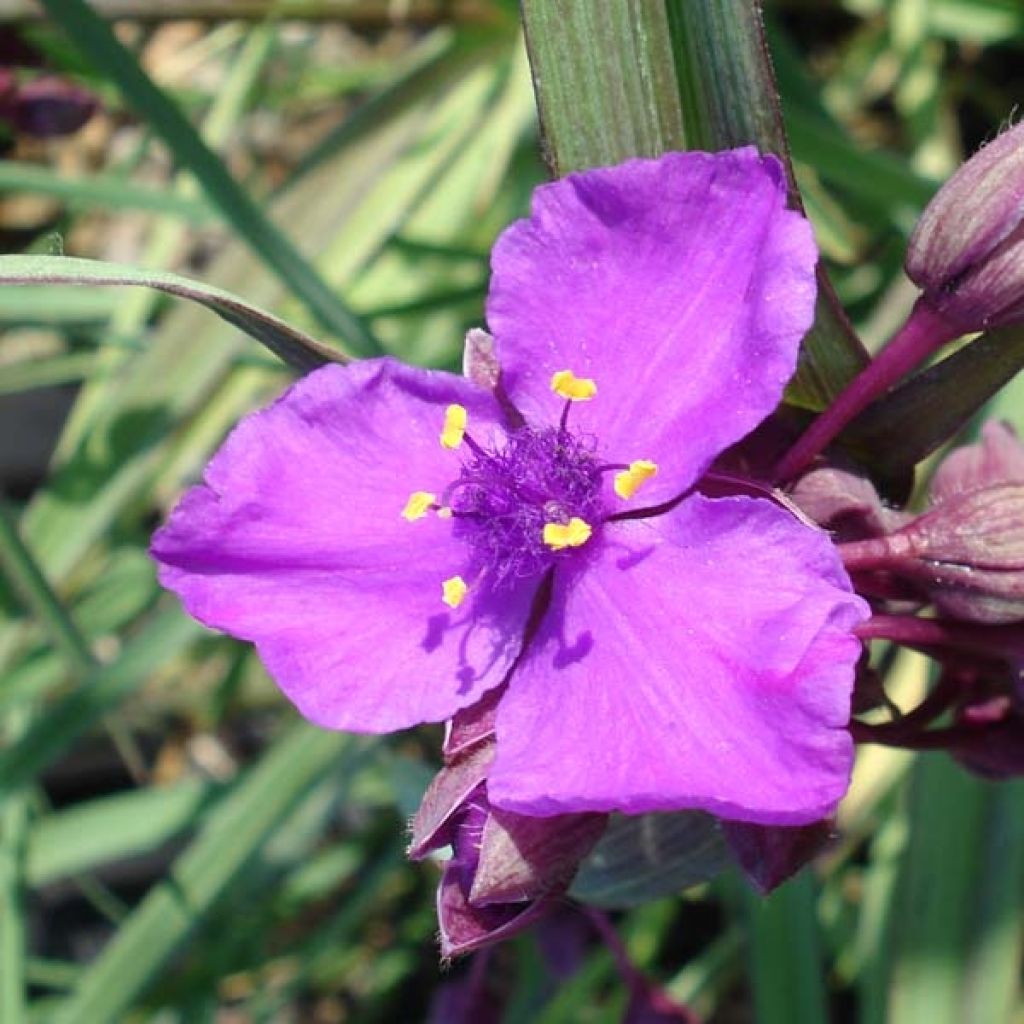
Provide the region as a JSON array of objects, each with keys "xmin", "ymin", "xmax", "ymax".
[
  {"xmin": 744, "ymin": 873, "xmax": 829, "ymax": 1024},
  {"xmin": 521, "ymin": 0, "xmax": 685, "ymax": 172},
  {"xmin": 843, "ymin": 323, "xmax": 1024, "ymax": 477},
  {"xmin": 0, "ymin": 255, "xmax": 344, "ymax": 374},
  {"xmin": 48, "ymin": 725, "xmax": 367, "ymax": 1024},
  {"xmin": 0, "ymin": 610, "xmax": 199, "ymax": 804},
  {"xmin": 37, "ymin": 0, "xmax": 381, "ymax": 358},
  {"xmin": 571, "ymin": 812, "xmax": 730, "ymax": 907},
  {"xmin": 26, "ymin": 780, "xmax": 219, "ymax": 887},
  {"xmin": 883, "ymin": 759, "xmax": 989, "ymax": 1023},
  {"xmin": 0, "ymin": 159, "xmax": 215, "ymax": 223}
]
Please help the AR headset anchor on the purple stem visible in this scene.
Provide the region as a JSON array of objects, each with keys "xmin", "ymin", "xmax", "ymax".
[
  {"xmin": 773, "ymin": 297, "xmax": 959, "ymax": 483},
  {"xmin": 583, "ymin": 909, "xmax": 700, "ymax": 1023},
  {"xmin": 857, "ymin": 613, "xmax": 1024, "ymax": 661}
]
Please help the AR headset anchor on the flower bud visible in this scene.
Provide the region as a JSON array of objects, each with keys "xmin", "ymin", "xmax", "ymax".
[
  {"xmin": 410, "ymin": 701, "xmax": 606, "ymax": 958},
  {"xmin": 3, "ymin": 75, "xmax": 97, "ymax": 138},
  {"xmin": 906, "ymin": 120, "xmax": 1024, "ymax": 331},
  {"xmin": 840, "ymin": 422, "xmax": 1024, "ymax": 623},
  {"xmin": 789, "ymin": 463, "xmax": 908, "ymax": 542}
]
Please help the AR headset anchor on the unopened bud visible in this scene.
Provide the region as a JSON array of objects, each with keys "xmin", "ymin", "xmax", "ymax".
[
  {"xmin": 410, "ymin": 726, "xmax": 606, "ymax": 958},
  {"xmin": 894, "ymin": 484, "xmax": 1024, "ymax": 623},
  {"xmin": 842, "ymin": 423, "xmax": 1024, "ymax": 623},
  {"xmin": 907, "ymin": 120, "xmax": 1024, "ymax": 332},
  {"xmin": 8, "ymin": 76, "xmax": 97, "ymax": 138}
]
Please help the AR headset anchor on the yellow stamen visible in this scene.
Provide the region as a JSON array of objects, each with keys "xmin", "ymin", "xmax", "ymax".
[
  {"xmin": 542, "ymin": 517, "xmax": 593, "ymax": 551},
  {"xmin": 442, "ymin": 575, "xmax": 468, "ymax": 608},
  {"xmin": 614, "ymin": 460, "xmax": 659, "ymax": 500},
  {"xmin": 550, "ymin": 369, "xmax": 597, "ymax": 402},
  {"xmin": 440, "ymin": 404, "xmax": 468, "ymax": 449},
  {"xmin": 401, "ymin": 491, "xmax": 437, "ymax": 522}
]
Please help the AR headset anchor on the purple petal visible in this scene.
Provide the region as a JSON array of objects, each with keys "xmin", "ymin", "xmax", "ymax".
[
  {"xmin": 152, "ymin": 358, "xmax": 535, "ymax": 732},
  {"xmin": 486, "ymin": 149, "xmax": 817, "ymax": 502},
  {"xmin": 489, "ymin": 496, "xmax": 869, "ymax": 824}
]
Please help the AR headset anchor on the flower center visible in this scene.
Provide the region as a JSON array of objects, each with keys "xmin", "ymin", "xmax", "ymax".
[
  {"xmin": 447, "ymin": 424, "xmax": 605, "ymax": 585},
  {"xmin": 401, "ymin": 368, "xmax": 659, "ymax": 607}
]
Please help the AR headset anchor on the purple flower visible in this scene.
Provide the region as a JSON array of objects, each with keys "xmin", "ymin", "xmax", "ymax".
[{"xmin": 152, "ymin": 148, "xmax": 869, "ymax": 826}]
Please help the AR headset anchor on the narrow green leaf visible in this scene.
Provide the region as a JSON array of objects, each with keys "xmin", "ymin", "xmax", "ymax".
[
  {"xmin": 960, "ymin": 781, "xmax": 1024, "ymax": 1024},
  {"xmin": 0, "ymin": 498, "xmax": 95, "ymax": 677},
  {"xmin": 26, "ymin": 779, "xmax": 220, "ymax": 887},
  {"xmin": 745, "ymin": 873, "xmax": 829, "ymax": 1024},
  {"xmin": 520, "ymin": 0, "xmax": 685, "ymax": 173},
  {"xmin": 49, "ymin": 725, "xmax": 366, "ymax": 1024},
  {"xmin": 0, "ymin": 353, "xmax": 100, "ymax": 395},
  {"xmin": 0, "ymin": 764, "xmax": 29, "ymax": 1023},
  {"xmin": 37, "ymin": 0, "xmax": 381, "ymax": 358},
  {"xmin": 0, "ymin": 610, "xmax": 199, "ymax": 803},
  {"xmin": 843, "ymin": 322, "xmax": 1024, "ymax": 476},
  {"xmin": 571, "ymin": 812, "xmax": 730, "ymax": 907},
  {"xmin": 885, "ymin": 758, "xmax": 988, "ymax": 1024},
  {"xmin": 0, "ymin": 160, "xmax": 215, "ymax": 223},
  {"xmin": 0, "ymin": 255, "xmax": 343, "ymax": 373}
]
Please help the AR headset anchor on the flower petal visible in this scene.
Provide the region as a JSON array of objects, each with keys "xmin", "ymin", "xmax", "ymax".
[
  {"xmin": 152, "ymin": 358, "xmax": 535, "ymax": 732},
  {"xmin": 489, "ymin": 495, "xmax": 869, "ymax": 824},
  {"xmin": 487, "ymin": 148, "xmax": 816, "ymax": 502}
]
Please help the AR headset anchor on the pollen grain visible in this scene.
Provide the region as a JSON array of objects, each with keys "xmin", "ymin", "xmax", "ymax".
[
  {"xmin": 401, "ymin": 491, "xmax": 437, "ymax": 521},
  {"xmin": 614, "ymin": 460, "xmax": 658, "ymax": 499},
  {"xmin": 440, "ymin": 404, "xmax": 468, "ymax": 449},
  {"xmin": 542, "ymin": 517, "xmax": 593, "ymax": 551},
  {"xmin": 550, "ymin": 370, "xmax": 597, "ymax": 401},
  {"xmin": 441, "ymin": 575, "xmax": 468, "ymax": 608}
]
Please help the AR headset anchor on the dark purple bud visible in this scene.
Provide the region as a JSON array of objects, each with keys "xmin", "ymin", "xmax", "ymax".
[
  {"xmin": 789, "ymin": 463, "xmax": 908, "ymax": 541},
  {"xmin": 841, "ymin": 423, "xmax": 1024, "ymax": 623},
  {"xmin": 409, "ymin": 740, "xmax": 494, "ymax": 859},
  {"xmin": 412, "ymin": 735, "xmax": 607, "ymax": 958},
  {"xmin": 930, "ymin": 420, "xmax": 1024, "ymax": 500},
  {"xmin": 434, "ymin": 785, "xmax": 545, "ymax": 957},
  {"xmin": 10, "ymin": 76, "xmax": 97, "ymax": 138},
  {"xmin": 721, "ymin": 819, "xmax": 835, "ymax": 894},
  {"xmin": 951, "ymin": 701, "xmax": 1024, "ymax": 778},
  {"xmin": 906, "ymin": 121, "xmax": 1024, "ymax": 332},
  {"xmin": 443, "ymin": 685, "xmax": 501, "ymax": 760},
  {"xmin": 470, "ymin": 806, "xmax": 607, "ymax": 906}
]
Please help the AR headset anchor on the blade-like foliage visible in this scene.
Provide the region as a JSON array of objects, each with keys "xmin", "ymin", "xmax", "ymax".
[{"xmin": 0, "ymin": 255, "xmax": 343, "ymax": 373}]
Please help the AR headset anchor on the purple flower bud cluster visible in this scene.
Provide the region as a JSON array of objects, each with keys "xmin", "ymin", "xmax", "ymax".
[{"xmin": 791, "ymin": 423, "xmax": 1024, "ymax": 779}]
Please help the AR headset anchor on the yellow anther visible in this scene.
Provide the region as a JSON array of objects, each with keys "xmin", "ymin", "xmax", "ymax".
[
  {"xmin": 440, "ymin": 404, "xmax": 468, "ymax": 449},
  {"xmin": 401, "ymin": 491, "xmax": 437, "ymax": 522},
  {"xmin": 442, "ymin": 575, "xmax": 468, "ymax": 608},
  {"xmin": 614, "ymin": 460, "xmax": 659, "ymax": 500},
  {"xmin": 542, "ymin": 517, "xmax": 593, "ymax": 551},
  {"xmin": 550, "ymin": 370, "xmax": 597, "ymax": 402}
]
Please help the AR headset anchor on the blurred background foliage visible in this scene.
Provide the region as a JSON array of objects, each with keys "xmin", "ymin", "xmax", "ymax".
[{"xmin": 0, "ymin": 1, "xmax": 1023, "ymax": 1021}]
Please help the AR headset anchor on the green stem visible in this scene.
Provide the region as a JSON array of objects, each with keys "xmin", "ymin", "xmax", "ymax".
[{"xmin": 0, "ymin": 499, "xmax": 96, "ymax": 677}]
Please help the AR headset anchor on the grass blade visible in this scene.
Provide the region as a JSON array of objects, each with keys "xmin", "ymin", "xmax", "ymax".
[
  {"xmin": 37, "ymin": 0, "xmax": 382, "ymax": 358},
  {"xmin": 49, "ymin": 724, "xmax": 366, "ymax": 1024},
  {"xmin": 0, "ymin": 255, "xmax": 344, "ymax": 373}
]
